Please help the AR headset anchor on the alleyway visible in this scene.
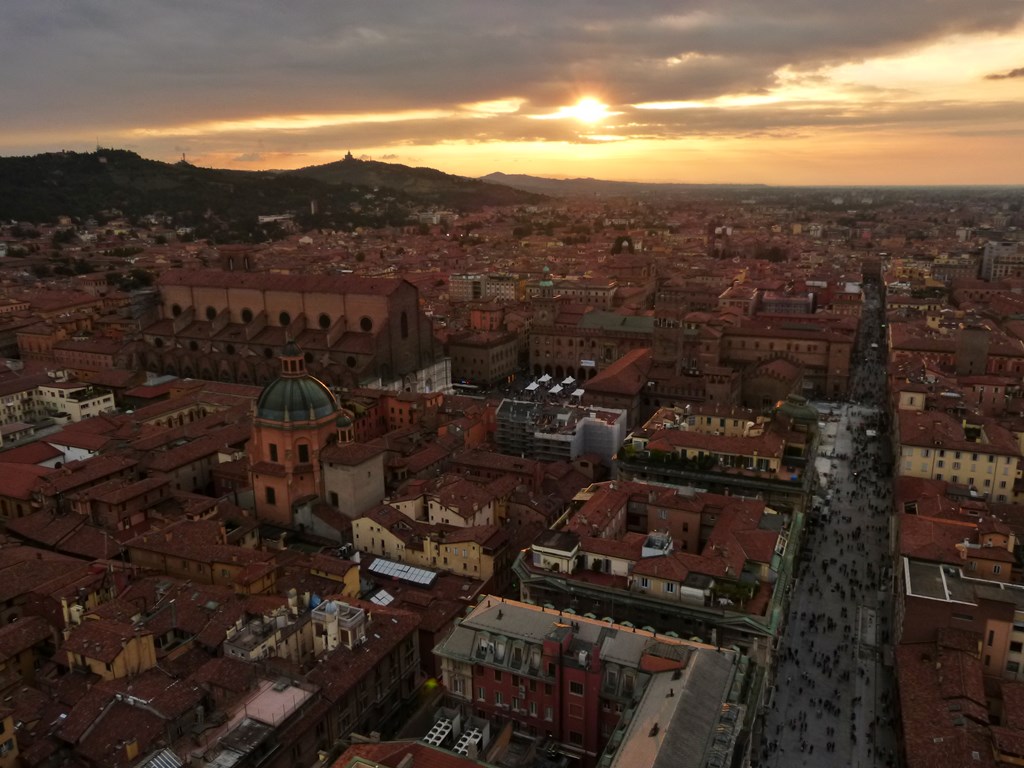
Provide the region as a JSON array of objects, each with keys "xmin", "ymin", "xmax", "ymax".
[{"xmin": 757, "ymin": 281, "xmax": 899, "ymax": 767}]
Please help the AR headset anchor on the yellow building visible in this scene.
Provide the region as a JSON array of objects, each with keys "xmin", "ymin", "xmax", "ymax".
[
  {"xmin": 63, "ymin": 619, "xmax": 157, "ymax": 680},
  {"xmin": 895, "ymin": 410, "xmax": 1021, "ymax": 503},
  {"xmin": 351, "ymin": 504, "xmax": 510, "ymax": 589},
  {"xmin": 0, "ymin": 708, "xmax": 17, "ymax": 768},
  {"xmin": 124, "ymin": 519, "xmax": 278, "ymax": 595}
]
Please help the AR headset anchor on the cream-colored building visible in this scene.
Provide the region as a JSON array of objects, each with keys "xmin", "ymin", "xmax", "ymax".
[
  {"xmin": 895, "ymin": 410, "xmax": 1021, "ymax": 503},
  {"xmin": 36, "ymin": 381, "xmax": 115, "ymax": 422},
  {"xmin": 63, "ymin": 619, "xmax": 157, "ymax": 681},
  {"xmin": 351, "ymin": 503, "xmax": 510, "ymax": 586}
]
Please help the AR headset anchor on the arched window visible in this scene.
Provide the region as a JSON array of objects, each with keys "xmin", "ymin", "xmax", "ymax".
[
  {"xmin": 360, "ymin": 316, "xmax": 373, "ymax": 333},
  {"xmin": 171, "ymin": 304, "xmax": 182, "ymax": 317},
  {"xmin": 400, "ymin": 311, "xmax": 409, "ymax": 339},
  {"xmin": 205, "ymin": 306, "xmax": 217, "ymax": 321},
  {"xmin": 318, "ymin": 313, "xmax": 331, "ymax": 329},
  {"xmin": 279, "ymin": 311, "xmax": 291, "ymax": 327},
  {"xmin": 241, "ymin": 308, "xmax": 254, "ymax": 323}
]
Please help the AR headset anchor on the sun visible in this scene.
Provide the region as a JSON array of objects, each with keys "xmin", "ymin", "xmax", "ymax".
[{"xmin": 566, "ymin": 97, "xmax": 610, "ymax": 124}]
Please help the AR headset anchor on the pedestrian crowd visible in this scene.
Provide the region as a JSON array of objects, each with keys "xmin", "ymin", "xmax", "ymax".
[{"xmin": 758, "ymin": 286, "xmax": 900, "ymax": 767}]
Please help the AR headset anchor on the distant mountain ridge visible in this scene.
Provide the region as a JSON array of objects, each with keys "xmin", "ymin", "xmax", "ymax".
[
  {"xmin": 480, "ymin": 171, "xmax": 767, "ymax": 197},
  {"xmin": 285, "ymin": 155, "xmax": 544, "ymax": 208},
  {"xmin": 0, "ymin": 149, "xmax": 545, "ymax": 225}
]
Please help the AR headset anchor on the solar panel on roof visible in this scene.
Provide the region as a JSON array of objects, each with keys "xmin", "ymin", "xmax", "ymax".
[{"xmin": 367, "ymin": 557, "xmax": 438, "ymax": 587}]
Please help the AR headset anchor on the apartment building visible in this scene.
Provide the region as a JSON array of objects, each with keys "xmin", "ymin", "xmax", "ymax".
[
  {"xmin": 495, "ymin": 399, "xmax": 628, "ymax": 467},
  {"xmin": 616, "ymin": 397, "xmax": 819, "ymax": 516},
  {"xmin": 447, "ymin": 330, "xmax": 518, "ymax": 387},
  {"xmin": 36, "ymin": 381, "xmax": 115, "ymax": 422},
  {"xmin": 351, "ymin": 504, "xmax": 512, "ymax": 591},
  {"xmin": 895, "ymin": 410, "xmax": 1021, "ymax": 503},
  {"xmin": 434, "ymin": 598, "xmax": 743, "ymax": 768},
  {"xmin": 450, "ymin": 273, "xmax": 522, "ymax": 303},
  {"xmin": 982, "ymin": 240, "xmax": 1024, "ymax": 281}
]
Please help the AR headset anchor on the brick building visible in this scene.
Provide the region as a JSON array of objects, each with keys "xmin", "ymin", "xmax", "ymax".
[
  {"xmin": 136, "ymin": 268, "xmax": 449, "ymax": 392},
  {"xmin": 434, "ymin": 597, "xmax": 743, "ymax": 768}
]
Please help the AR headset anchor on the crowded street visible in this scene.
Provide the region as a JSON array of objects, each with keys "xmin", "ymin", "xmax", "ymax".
[{"xmin": 758, "ymin": 281, "xmax": 899, "ymax": 767}]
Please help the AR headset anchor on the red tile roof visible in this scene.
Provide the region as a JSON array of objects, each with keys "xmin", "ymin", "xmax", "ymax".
[
  {"xmin": 0, "ymin": 441, "xmax": 64, "ymax": 465},
  {"xmin": 307, "ymin": 601, "xmax": 419, "ymax": 703},
  {"xmin": 0, "ymin": 460, "xmax": 53, "ymax": 499},
  {"xmin": 61, "ymin": 619, "xmax": 151, "ymax": 665},
  {"xmin": 583, "ymin": 348, "xmax": 652, "ymax": 396},
  {"xmin": 159, "ymin": 268, "xmax": 405, "ymax": 296},
  {"xmin": 900, "ymin": 515, "xmax": 978, "ymax": 565},
  {"xmin": 896, "ymin": 639, "xmax": 997, "ymax": 768},
  {"xmin": 0, "ymin": 614, "xmax": 52, "ymax": 661}
]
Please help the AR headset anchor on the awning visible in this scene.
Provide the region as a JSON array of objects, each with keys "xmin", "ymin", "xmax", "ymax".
[
  {"xmin": 538, "ymin": 374, "xmax": 552, "ymax": 383},
  {"xmin": 525, "ymin": 382, "xmax": 539, "ymax": 391},
  {"xmin": 549, "ymin": 384, "xmax": 563, "ymax": 395},
  {"xmin": 562, "ymin": 376, "xmax": 575, "ymax": 385},
  {"xmin": 571, "ymin": 388, "xmax": 585, "ymax": 397}
]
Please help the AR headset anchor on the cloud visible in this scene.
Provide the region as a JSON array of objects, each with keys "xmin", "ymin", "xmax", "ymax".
[
  {"xmin": 0, "ymin": 0, "xmax": 1023, "ymax": 182},
  {"xmin": 985, "ymin": 66, "xmax": 1024, "ymax": 79}
]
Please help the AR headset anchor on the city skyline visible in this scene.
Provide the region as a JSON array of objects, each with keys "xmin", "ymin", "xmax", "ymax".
[{"xmin": 4, "ymin": 1, "xmax": 1024, "ymax": 185}]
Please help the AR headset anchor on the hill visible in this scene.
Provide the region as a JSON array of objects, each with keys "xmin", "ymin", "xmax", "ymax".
[
  {"xmin": 286, "ymin": 155, "xmax": 545, "ymax": 209},
  {"xmin": 480, "ymin": 172, "xmax": 767, "ymax": 198},
  {"xmin": 0, "ymin": 150, "xmax": 544, "ymax": 230}
]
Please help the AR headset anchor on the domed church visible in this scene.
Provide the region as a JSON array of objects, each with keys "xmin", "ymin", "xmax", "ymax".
[{"xmin": 249, "ymin": 342, "xmax": 354, "ymax": 526}]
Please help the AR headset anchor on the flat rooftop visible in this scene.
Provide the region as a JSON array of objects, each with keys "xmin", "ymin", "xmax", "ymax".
[{"xmin": 903, "ymin": 557, "xmax": 1024, "ymax": 609}]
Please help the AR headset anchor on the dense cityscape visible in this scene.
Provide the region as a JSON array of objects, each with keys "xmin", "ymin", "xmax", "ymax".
[{"xmin": 0, "ymin": 153, "xmax": 1020, "ymax": 768}]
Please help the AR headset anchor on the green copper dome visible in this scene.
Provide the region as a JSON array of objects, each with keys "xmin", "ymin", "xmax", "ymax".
[
  {"xmin": 256, "ymin": 341, "xmax": 337, "ymax": 422},
  {"xmin": 256, "ymin": 376, "xmax": 337, "ymax": 421}
]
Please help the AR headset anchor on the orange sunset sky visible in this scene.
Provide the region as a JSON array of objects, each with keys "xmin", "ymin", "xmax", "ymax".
[{"xmin": 4, "ymin": 2, "xmax": 1024, "ymax": 185}]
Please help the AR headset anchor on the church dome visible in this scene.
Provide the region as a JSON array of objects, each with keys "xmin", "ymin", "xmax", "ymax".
[{"xmin": 255, "ymin": 342, "xmax": 338, "ymax": 422}]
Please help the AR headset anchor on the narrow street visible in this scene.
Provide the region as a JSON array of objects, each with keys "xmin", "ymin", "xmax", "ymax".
[{"xmin": 757, "ymin": 281, "xmax": 900, "ymax": 767}]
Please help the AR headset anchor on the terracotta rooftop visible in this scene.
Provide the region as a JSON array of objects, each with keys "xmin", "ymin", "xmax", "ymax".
[
  {"xmin": 159, "ymin": 267, "xmax": 405, "ymax": 295},
  {"xmin": 61, "ymin": 618, "xmax": 151, "ymax": 664},
  {"xmin": 896, "ymin": 639, "xmax": 997, "ymax": 768},
  {"xmin": 0, "ymin": 460, "xmax": 54, "ymax": 500}
]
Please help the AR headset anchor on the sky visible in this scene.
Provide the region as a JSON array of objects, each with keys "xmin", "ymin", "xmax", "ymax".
[{"xmin": 4, "ymin": 1, "xmax": 1024, "ymax": 185}]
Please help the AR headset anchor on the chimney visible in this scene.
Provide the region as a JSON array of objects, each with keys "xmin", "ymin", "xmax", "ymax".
[{"xmin": 124, "ymin": 737, "xmax": 139, "ymax": 762}]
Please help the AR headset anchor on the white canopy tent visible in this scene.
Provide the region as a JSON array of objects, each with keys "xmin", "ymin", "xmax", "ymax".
[
  {"xmin": 525, "ymin": 381, "xmax": 540, "ymax": 392},
  {"xmin": 549, "ymin": 384, "xmax": 563, "ymax": 395},
  {"xmin": 571, "ymin": 388, "xmax": 585, "ymax": 398},
  {"xmin": 562, "ymin": 376, "xmax": 575, "ymax": 385},
  {"xmin": 538, "ymin": 373, "xmax": 552, "ymax": 383}
]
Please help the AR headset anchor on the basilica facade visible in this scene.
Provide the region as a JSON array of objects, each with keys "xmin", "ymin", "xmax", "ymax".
[{"xmin": 129, "ymin": 268, "xmax": 449, "ymax": 393}]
